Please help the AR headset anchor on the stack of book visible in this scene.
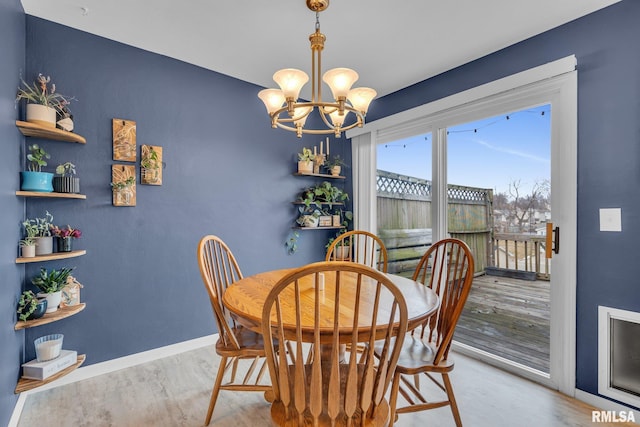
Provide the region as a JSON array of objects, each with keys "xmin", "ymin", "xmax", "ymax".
[{"xmin": 21, "ymin": 350, "xmax": 77, "ymax": 381}]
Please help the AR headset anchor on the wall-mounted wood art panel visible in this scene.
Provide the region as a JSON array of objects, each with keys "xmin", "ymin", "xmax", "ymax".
[
  {"xmin": 141, "ymin": 145, "xmax": 162, "ymax": 185},
  {"xmin": 111, "ymin": 164, "xmax": 136, "ymax": 206},
  {"xmin": 112, "ymin": 118, "xmax": 137, "ymax": 162}
]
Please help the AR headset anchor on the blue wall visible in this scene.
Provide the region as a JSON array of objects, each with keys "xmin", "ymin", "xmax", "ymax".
[
  {"xmin": 0, "ymin": 13, "xmax": 351, "ymax": 423},
  {"xmin": 21, "ymin": 16, "xmax": 350, "ymax": 362},
  {"xmin": 3, "ymin": 1, "xmax": 638, "ymax": 422},
  {"xmin": 370, "ymin": 0, "xmax": 640, "ymax": 408},
  {"xmin": 0, "ymin": 0, "xmax": 25, "ymax": 424}
]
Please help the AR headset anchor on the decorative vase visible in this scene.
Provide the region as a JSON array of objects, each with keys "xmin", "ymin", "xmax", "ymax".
[
  {"xmin": 26, "ymin": 104, "xmax": 56, "ymax": 128},
  {"xmin": 21, "ymin": 245, "xmax": 36, "ymax": 258},
  {"xmin": 20, "ymin": 171, "xmax": 54, "ymax": 192},
  {"xmin": 57, "ymin": 117, "xmax": 74, "ymax": 132},
  {"xmin": 331, "ymin": 166, "xmax": 342, "ymax": 176},
  {"xmin": 53, "ymin": 176, "xmax": 80, "ymax": 193},
  {"xmin": 37, "ymin": 291, "xmax": 62, "ymax": 313},
  {"xmin": 298, "ymin": 160, "xmax": 313, "ymax": 174},
  {"xmin": 34, "ymin": 236, "xmax": 53, "ymax": 256},
  {"xmin": 57, "ymin": 236, "xmax": 73, "ymax": 252}
]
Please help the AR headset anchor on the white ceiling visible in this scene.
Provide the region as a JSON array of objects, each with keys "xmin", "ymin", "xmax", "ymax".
[{"xmin": 21, "ymin": 0, "xmax": 620, "ymax": 99}]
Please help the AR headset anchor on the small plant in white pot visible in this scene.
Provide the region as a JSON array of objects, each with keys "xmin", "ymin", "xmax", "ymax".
[
  {"xmin": 324, "ymin": 155, "xmax": 348, "ymax": 176},
  {"xmin": 19, "ymin": 237, "xmax": 36, "ymax": 258},
  {"xmin": 21, "ymin": 144, "xmax": 53, "ymax": 192},
  {"xmin": 53, "ymin": 162, "xmax": 80, "ymax": 193},
  {"xmin": 16, "ymin": 73, "xmax": 72, "ymax": 128},
  {"xmin": 32, "ymin": 267, "xmax": 74, "ymax": 313},
  {"xmin": 22, "ymin": 211, "xmax": 54, "ymax": 255},
  {"xmin": 297, "ymin": 147, "xmax": 314, "ymax": 174}
]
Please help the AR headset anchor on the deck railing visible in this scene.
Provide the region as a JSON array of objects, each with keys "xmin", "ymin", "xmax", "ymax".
[{"xmin": 492, "ymin": 233, "xmax": 550, "ymax": 280}]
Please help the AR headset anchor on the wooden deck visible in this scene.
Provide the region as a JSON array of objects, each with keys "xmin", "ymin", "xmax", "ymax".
[{"xmin": 454, "ymin": 273, "xmax": 551, "ymax": 373}]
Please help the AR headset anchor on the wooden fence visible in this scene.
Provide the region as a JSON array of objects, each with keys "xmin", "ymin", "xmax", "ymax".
[{"xmin": 376, "ymin": 170, "xmax": 492, "ymax": 277}]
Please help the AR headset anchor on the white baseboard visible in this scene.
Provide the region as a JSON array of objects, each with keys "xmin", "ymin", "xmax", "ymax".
[
  {"xmin": 575, "ymin": 389, "xmax": 640, "ymax": 414},
  {"xmin": 8, "ymin": 334, "xmax": 217, "ymax": 427}
]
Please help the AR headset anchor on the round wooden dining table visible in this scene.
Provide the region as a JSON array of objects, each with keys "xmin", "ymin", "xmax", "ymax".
[{"xmin": 222, "ymin": 267, "xmax": 440, "ymax": 341}]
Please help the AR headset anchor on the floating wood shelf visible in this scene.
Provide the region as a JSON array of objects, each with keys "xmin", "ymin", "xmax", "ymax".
[
  {"xmin": 16, "ymin": 191, "xmax": 86, "ymax": 199},
  {"xmin": 293, "ymin": 226, "xmax": 344, "ymax": 230},
  {"xmin": 16, "ymin": 249, "xmax": 86, "ymax": 264},
  {"xmin": 292, "ymin": 202, "xmax": 344, "ymax": 206},
  {"xmin": 16, "ymin": 121, "xmax": 86, "ymax": 144},
  {"xmin": 15, "ymin": 354, "xmax": 86, "ymax": 393},
  {"xmin": 15, "ymin": 304, "xmax": 86, "ymax": 330},
  {"xmin": 294, "ymin": 172, "xmax": 345, "ymax": 179}
]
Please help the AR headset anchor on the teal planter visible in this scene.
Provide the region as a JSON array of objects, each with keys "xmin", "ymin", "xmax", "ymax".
[{"xmin": 21, "ymin": 171, "xmax": 54, "ymax": 192}]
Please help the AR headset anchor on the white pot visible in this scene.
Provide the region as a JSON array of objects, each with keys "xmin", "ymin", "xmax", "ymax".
[
  {"xmin": 334, "ymin": 245, "xmax": 351, "ymax": 261},
  {"xmin": 298, "ymin": 160, "xmax": 313, "ymax": 174},
  {"xmin": 34, "ymin": 236, "xmax": 53, "ymax": 255},
  {"xmin": 330, "ymin": 166, "xmax": 342, "ymax": 176},
  {"xmin": 300, "ymin": 215, "xmax": 319, "ymax": 227},
  {"xmin": 38, "ymin": 291, "xmax": 62, "ymax": 313},
  {"xmin": 21, "ymin": 245, "xmax": 36, "ymax": 258},
  {"xmin": 26, "ymin": 104, "xmax": 56, "ymax": 128}
]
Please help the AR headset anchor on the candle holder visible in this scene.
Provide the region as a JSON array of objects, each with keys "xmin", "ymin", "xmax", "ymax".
[{"xmin": 313, "ymin": 154, "xmax": 326, "ymax": 174}]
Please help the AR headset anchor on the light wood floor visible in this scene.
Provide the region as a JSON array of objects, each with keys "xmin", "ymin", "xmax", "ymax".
[{"xmin": 17, "ymin": 344, "xmax": 637, "ymax": 427}]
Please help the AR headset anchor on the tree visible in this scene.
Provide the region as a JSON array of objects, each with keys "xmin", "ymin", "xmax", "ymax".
[{"xmin": 507, "ymin": 179, "xmax": 550, "ymax": 232}]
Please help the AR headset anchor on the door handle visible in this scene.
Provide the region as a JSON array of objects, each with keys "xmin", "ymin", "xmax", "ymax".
[{"xmin": 545, "ymin": 222, "xmax": 560, "ymax": 258}]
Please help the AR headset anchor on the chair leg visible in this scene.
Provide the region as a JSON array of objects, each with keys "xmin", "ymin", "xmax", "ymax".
[
  {"xmin": 388, "ymin": 372, "xmax": 401, "ymax": 426},
  {"xmin": 442, "ymin": 373, "xmax": 462, "ymax": 427},
  {"xmin": 205, "ymin": 356, "xmax": 228, "ymax": 426}
]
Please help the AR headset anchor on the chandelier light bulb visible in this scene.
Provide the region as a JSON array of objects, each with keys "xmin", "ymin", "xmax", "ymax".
[
  {"xmin": 257, "ymin": 2, "xmax": 376, "ymax": 137},
  {"xmin": 258, "ymin": 89, "xmax": 286, "ymax": 114},
  {"xmin": 323, "ymin": 68, "xmax": 358, "ymax": 100},
  {"xmin": 347, "ymin": 87, "xmax": 377, "ymax": 114},
  {"xmin": 328, "ymin": 108, "xmax": 349, "ymax": 128},
  {"xmin": 273, "ymin": 69, "xmax": 309, "ymax": 101}
]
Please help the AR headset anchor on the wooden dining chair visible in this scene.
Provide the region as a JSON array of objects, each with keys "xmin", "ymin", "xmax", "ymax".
[
  {"xmin": 197, "ymin": 235, "xmax": 273, "ymax": 426},
  {"xmin": 261, "ymin": 261, "xmax": 408, "ymax": 426},
  {"xmin": 325, "ymin": 230, "xmax": 389, "ymax": 272},
  {"xmin": 387, "ymin": 238, "xmax": 474, "ymax": 426}
]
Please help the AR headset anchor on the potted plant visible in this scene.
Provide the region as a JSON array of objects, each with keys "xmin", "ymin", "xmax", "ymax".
[
  {"xmin": 20, "ymin": 144, "xmax": 53, "ymax": 192},
  {"xmin": 141, "ymin": 145, "xmax": 161, "ymax": 184},
  {"xmin": 298, "ymin": 182, "xmax": 348, "ymax": 209},
  {"xmin": 296, "ymin": 207, "xmax": 321, "ymax": 228},
  {"xmin": 22, "ymin": 211, "xmax": 54, "ymax": 255},
  {"xmin": 111, "ymin": 176, "xmax": 136, "ymax": 205},
  {"xmin": 16, "ymin": 290, "xmax": 47, "ymax": 322},
  {"xmin": 19, "ymin": 218, "xmax": 38, "ymax": 258},
  {"xmin": 50, "ymin": 224, "xmax": 82, "ymax": 252},
  {"xmin": 53, "ymin": 161, "xmax": 80, "ymax": 193},
  {"xmin": 297, "ymin": 147, "xmax": 314, "ymax": 174},
  {"xmin": 16, "ymin": 73, "xmax": 71, "ymax": 128},
  {"xmin": 19, "ymin": 237, "xmax": 36, "ymax": 258},
  {"xmin": 326, "ymin": 210, "xmax": 353, "ymax": 259},
  {"xmin": 324, "ymin": 155, "xmax": 348, "ymax": 176},
  {"xmin": 32, "ymin": 267, "xmax": 75, "ymax": 313}
]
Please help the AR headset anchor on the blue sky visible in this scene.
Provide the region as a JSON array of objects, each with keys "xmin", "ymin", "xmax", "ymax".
[{"xmin": 376, "ymin": 104, "xmax": 551, "ymax": 195}]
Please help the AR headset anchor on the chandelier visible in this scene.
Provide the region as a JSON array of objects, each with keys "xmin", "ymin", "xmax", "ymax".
[{"xmin": 258, "ymin": 0, "xmax": 376, "ymax": 138}]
